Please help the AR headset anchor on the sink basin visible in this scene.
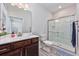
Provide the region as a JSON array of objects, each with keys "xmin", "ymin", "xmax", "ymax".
[{"xmin": 22, "ymin": 33, "xmax": 33, "ymax": 37}]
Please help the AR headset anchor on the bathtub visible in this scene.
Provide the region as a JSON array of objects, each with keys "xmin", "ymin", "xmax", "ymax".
[{"xmin": 40, "ymin": 40, "xmax": 76, "ymax": 56}]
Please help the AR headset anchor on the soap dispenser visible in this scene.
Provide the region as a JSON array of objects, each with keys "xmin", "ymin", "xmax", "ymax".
[{"xmin": 11, "ymin": 32, "xmax": 16, "ymax": 38}]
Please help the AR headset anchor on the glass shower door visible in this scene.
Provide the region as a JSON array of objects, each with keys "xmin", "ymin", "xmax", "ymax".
[{"xmin": 48, "ymin": 16, "xmax": 75, "ymax": 53}]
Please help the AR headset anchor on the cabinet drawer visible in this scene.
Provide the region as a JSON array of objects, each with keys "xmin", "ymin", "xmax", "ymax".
[
  {"xmin": 0, "ymin": 44, "xmax": 11, "ymax": 54},
  {"xmin": 32, "ymin": 38, "xmax": 38, "ymax": 43},
  {"xmin": 12, "ymin": 41, "xmax": 25, "ymax": 49},
  {"xmin": 1, "ymin": 49, "xmax": 22, "ymax": 56},
  {"xmin": 12, "ymin": 40, "xmax": 31, "ymax": 49},
  {"xmin": 24, "ymin": 39, "xmax": 31, "ymax": 46}
]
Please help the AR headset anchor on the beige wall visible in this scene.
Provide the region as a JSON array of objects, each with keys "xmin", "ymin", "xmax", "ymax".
[{"xmin": 30, "ymin": 4, "xmax": 52, "ymax": 40}]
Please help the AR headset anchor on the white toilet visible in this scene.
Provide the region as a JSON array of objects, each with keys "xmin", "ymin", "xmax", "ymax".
[{"xmin": 40, "ymin": 34, "xmax": 57, "ymax": 55}]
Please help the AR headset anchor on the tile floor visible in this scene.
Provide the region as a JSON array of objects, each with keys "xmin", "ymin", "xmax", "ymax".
[{"xmin": 39, "ymin": 48, "xmax": 56, "ymax": 56}]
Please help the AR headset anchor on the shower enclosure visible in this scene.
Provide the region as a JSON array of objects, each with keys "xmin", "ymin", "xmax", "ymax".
[{"xmin": 48, "ymin": 15, "xmax": 77, "ymax": 54}]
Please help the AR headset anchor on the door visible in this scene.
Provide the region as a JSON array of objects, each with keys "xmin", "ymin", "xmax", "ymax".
[{"xmin": 26, "ymin": 43, "xmax": 38, "ymax": 56}]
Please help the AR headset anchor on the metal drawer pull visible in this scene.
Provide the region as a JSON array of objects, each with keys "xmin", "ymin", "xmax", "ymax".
[{"xmin": 0, "ymin": 49, "xmax": 8, "ymax": 52}]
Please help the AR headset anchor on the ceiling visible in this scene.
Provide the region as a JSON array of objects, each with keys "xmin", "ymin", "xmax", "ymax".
[
  {"xmin": 39, "ymin": 3, "xmax": 76, "ymax": 13},
  {"xmin": 4, "ymin": 3, "xmax": 76, "ymax": 13},
  {"xmin": 4, "ymin": 3, "xmax": 25, "ymax": 12}
]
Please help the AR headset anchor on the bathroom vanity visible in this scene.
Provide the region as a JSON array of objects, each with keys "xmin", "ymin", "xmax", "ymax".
[
  {"xmin": 0, "ymin": 4, "xmax": 38, "ymax": 56},
  {"xmin": 0, "ymin": 33, "xmax": 39, "ymax": 56}
]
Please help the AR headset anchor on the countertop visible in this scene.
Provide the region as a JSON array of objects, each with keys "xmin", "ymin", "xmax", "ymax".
[{"xmin": 0, "ymin": 33, "xmax": 39, "ymax": 45}]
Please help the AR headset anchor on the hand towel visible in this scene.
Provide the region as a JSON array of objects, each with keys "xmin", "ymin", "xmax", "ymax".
[{"xmin": 71, "ymin": 22, "xmax": 76, "ymax": 47}]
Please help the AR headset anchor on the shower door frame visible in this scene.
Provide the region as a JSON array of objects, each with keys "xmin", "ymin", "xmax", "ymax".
[{"xmin": 47, "ymin": 15, "xmax": 78, "ymax": 54}]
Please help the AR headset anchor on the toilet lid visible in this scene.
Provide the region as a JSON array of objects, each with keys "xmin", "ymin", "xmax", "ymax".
[{"xmin": 43, "ymin": 40, "xmax": 53, "ymax": 46}]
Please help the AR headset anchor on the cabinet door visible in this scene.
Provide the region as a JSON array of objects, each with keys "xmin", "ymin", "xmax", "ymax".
[
  {"xmin": 0, "ymin": 44, "xmax": 11, "ymax": 55},
  {"xmin": 26, "ymin": 43, "xmax": 39, "ymax": 56},
  {"xmin": 1, "ymin": 49, "xmax": 22, "ymax": 56}
]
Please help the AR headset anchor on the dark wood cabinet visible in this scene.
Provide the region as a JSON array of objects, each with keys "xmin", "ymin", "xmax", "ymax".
[
  {"xmin": 0, "ymin": 37, "xmax": 39, "ymax": 56},
  {"xmin": 24, "ymin": 38, "xmax": 39, "ymax": 56},
  {"xmin": 1, "ymin": 49, "xmax": 22, "ymax": 56},
  {"xmin": 0, "ymin": 44, "xmax": 11, "ymax": 55},
  {"xmin": 27, "ymin": 43, "xmax": 38, "ymax": 56}
]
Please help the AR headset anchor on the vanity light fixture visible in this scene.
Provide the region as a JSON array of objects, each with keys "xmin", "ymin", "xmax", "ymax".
[{"xmin": 11, "ymin": 3, "xmax": 29, "ymax": 10}]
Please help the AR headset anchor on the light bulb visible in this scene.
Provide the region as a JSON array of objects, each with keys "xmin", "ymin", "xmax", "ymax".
[
  {"xmin": 55, "ymin": 20, "xmax": 59, "ymax": 22},
  {"xmin": 25, "ymin": 4, "xmax": 29, "ymax": 8},
  {"xmin": 24, "ymin": 8, "xmax": 27, "ymax": 10},
  {"xmin": 11, "ymin": 3, "xmax": 16, "ymax": 6},
  {"xmin": 18, "ymin": 3, "xmax": 23, "ymax": 8},
  {"xmin": 58, "ymin": 5, "xmax": 62, "ymax": 9}
]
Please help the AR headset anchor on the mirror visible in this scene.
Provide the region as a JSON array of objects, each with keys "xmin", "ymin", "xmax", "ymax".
[
  {"xmin": 10, "ymin": 16, "xmax": 23, "ymax": 33},
  {"xmin": 0, "ymin": 4, "xmax": 7, "ymax": 33},
  {"xmin": 1, "ymin": 3, "xmax": 32, "ymax": 34}
]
